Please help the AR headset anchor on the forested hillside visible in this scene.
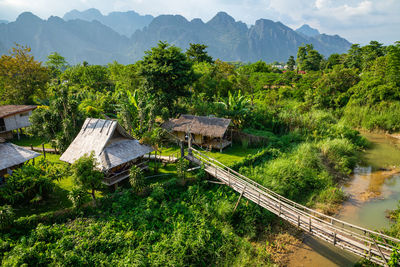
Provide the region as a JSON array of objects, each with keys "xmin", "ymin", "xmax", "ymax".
[{"xmin": 0, "ymin": 40, "xmax": 400, "ymax": 266}]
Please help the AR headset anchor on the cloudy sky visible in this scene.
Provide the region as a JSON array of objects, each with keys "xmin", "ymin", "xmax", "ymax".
[{"xmin": 0, "ymin": 0, "xmax": 399, "ymax": 44}]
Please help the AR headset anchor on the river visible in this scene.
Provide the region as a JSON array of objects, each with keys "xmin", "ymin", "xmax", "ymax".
[{"xmin": 288, "ymin": 132, "xmax": 400, "ymax": 266}]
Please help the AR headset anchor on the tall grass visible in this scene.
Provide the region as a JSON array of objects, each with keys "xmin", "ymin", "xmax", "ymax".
[
  {"xmin": 343, "ymin": 101, "xmax": 400, "ymax": 133},
  {"xmin": 241, "ymin": 143, "xmax": 330, "ymax": 203},
  {"xmin": 318, "ymin": 138, "xmax": 358, "ymax": 175}
]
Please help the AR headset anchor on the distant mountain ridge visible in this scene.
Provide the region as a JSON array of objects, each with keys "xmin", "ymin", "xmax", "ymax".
[
  {"xmin": 0, "ymin": 9, "xmax": 352, "ymax": 64},
  {"xmin": 130, "ymin": 12, "xmax": 351, "ymax": 62},
  {"xmin": 296, "ymin": 24, "xmax": 320, "ymax": 37},
  {"xmin": 63, "ymin": 8, "xmax": 153, "ymax": 37}
]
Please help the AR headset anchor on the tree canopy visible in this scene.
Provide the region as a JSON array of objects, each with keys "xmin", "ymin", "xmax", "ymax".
[{"xmin": 0, "ymin": 45, "xmax": 49, "ymax": 104}]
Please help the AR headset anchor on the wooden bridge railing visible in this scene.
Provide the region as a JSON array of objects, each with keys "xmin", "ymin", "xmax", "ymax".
[{"xmin": 187, "ymin": 147, "xmax": 400, "ymax": 266}]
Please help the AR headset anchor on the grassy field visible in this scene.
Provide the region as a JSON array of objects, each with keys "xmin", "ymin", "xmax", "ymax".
[
  {"xmin": 161, "ymin": 143, "xmax": 262, "ymax": 166},
  {"xmin": 11, "ymin": 135, "xmax": 53, "ymax": 148}
]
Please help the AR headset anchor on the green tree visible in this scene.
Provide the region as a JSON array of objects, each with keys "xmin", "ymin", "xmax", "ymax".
[
  {"xmin": 287, "ymin": 56, "xmax": 296, "ymax": 71},
  {"xmin": 296, "ymin": 44, "xmax": 323, "ymax": 71},
  {"xmin": 0, "ymin": 44, "xmax": 49, "ymax": 104},
  {"xmin": 325, "ymin": 53, "xmax": 341, "ymax": 69},
  {"xmin": 361, "ymin": 40, "xmax": 386, "ymax": 70},
  {"xmin": 71, "ymin": 153, "xmax": 104, "ymax": 201},
  {"xmin": 116, "ymin": 90, "xmax": 140, "ymax": 135},
  {"xmin": 129, "ymin": 165, "xmax": 145, "ymax": 193},
  {"xmin": 29, "ymin": 85, "xmax": 84, "ymax": 152},
  {"xmin": 140, "ymin": 127, "xmax": 164, "ymax": 172},
  {"xmin": 139, "ymin": 41, "xmax": 196, "ymax": 114},
  {"xmin": 311, "ymin": 66, "xmax": 360, "ymax": 108},
  {"xmin": 217, "ymin": 90, "xmax": 250, "ymax": 127},
  {"xmin": 61, "ymin": 64, "xmax": 112, "ymax": 92},
  {"xmin": 186, "ymin": 43, "xmax": 213, "ymax": 63},
  {"xmin": 386, "ymin": 42, "xmax": 400, "ymax": 86},
  {"xmin": 45, "ymin": 52, "xmax": 68, "ymax": 79},
  {"xmin": 0, "ymin": 205, "xmax": 14, "ymax": 230},
  {"xmin": 344, "ymin": 44, "xmax": 362, "ymax": 69}
]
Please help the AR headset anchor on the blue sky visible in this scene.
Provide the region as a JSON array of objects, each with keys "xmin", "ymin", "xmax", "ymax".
[{"xmin": 0, "ymin": 0, "xmax": 399, "ymax": 44}]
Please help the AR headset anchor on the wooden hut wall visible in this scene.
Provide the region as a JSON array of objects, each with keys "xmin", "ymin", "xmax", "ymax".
[{"xmin": 194, "ymin": 134, "xmax": 203, "ymax": 144}]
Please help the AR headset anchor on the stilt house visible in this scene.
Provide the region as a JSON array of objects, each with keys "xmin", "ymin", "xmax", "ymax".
[
  {"xmin": 60, "ymin": 118, "xmax": 153, "ymax": 186},
  {"xmin": 0, "ymin": 139, "xmax": 40, "ymax": 184},
  {"xmin": 162, "ymin": 115, "xmax": 232, "ymax": 151},
  {"xmin": 0, "ymin": 105, "xmax": 37, "ymax": 139}
]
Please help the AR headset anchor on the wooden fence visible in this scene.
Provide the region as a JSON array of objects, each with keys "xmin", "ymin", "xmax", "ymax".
[{"xmin": 186, "ymin": 147, "xmax": 400, "ymax": 267}]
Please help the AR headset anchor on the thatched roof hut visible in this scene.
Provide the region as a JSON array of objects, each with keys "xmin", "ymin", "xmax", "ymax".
[
  {"xmin": 162, "ymin": 115, "xmax": 232, "ymax": 151},
  {"xmin": 162, "ymin": 115, "xmax": 231, "ymax": 138},
  {"xmin": 60, "ymin": 118, "xmax": 153, "ymax": 172},
  {"xmin": 0, "ymin": 142, "xmax": 40, "ymax": 171}
]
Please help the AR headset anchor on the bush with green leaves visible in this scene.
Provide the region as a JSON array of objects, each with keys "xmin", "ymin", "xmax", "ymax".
[
  {"xmin": 71, "ymin": 153, "xmax": 104, "ymax": 200},
  {"xmin": 0, "ymin": 161, "xmax": 56, "ymax": 205},
  {"xmin": 0, "ymin": 205, "xmax": 15, "ymax": 231},
  {"xmin": 0, "ymin": 180, "xmax": 274, "ymax": 266},
  {"xmin": 129, "ymin": 165, "xmax": 145, "ymax": 193},
  {"xmin": 68, "ymin": 187, "xmax": 90, "ymax": 209},
  {"xmin": 176, "ymin": 158, "xmax": 188, "ymax": 179}
]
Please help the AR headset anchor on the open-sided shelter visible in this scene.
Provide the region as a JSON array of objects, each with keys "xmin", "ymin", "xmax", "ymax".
[
  {"xmin": 162, "ymin": 115, "xmax": 232, "ymax": 151},
  {"xmin": 0, "ymin": 139, "xmax": 40, "ymax": 184},
  {"xmin": 60, "ymin": 118, "xmax": 153, "ymax": 186}
]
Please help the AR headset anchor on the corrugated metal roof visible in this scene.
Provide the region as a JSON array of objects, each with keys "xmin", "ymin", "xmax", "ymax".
[{"xmin": 0, "ymin": 143, "xmax": 40, "ymax": 170}]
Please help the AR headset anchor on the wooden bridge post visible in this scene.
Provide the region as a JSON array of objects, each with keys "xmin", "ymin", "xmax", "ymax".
[
  {"xmin": 372, "ymin": 238, "xmax": 389, "ymax": 267},
  {"xmin": 180, "ymin": 141, "xmax": 184, "ymax": 158},
  {"xmin": 234, "ymin": 186, "xmax": 246, "ymax": 212},
  {"xmin": 297, "ymin": 215, "xmax": 300, "ymax": 228},
  {"xmin": 188, "ymin": 133, "xmax": 192, "ymax": 156},
  {"xmin": 42, "ymin": 143, "xmax": 46, "ymax": 158},
  {"xmin": 309, "ymin": 218, "xmax": 312, "ymax": 232}
]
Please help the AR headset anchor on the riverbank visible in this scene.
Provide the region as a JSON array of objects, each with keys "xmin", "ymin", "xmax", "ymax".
[{"xmin": 285, "ymin": 131, "xmax": 400, "ymax": 266}]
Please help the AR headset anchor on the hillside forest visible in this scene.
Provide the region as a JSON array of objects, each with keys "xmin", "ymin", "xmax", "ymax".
[{"xmin": 1, "ymin": 40, "xmax": 400, "ymax": 266}]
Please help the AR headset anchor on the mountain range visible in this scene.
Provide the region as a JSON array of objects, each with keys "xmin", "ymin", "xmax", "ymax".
[{"xmin": 0, "ymin": 9, "xmax": 352, "ymax": 65}]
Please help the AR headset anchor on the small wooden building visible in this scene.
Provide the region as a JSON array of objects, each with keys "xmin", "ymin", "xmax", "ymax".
[
  {"xmin": 60, "ymin": 118, "xmax": 153, "ymax": 186},
  {"xmin": 0, "ymin": 105, "xmax": 37, "ymax": 139},
  {"xmin": 0, "ymin": 139, "xmax": 40, "ymax": 184},
  {"xmin": 162, "ymin": 115, "xmax": 232, "ymax": 151}
]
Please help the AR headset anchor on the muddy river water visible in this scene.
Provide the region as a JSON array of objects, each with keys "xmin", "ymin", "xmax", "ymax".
[{"xmin": 288, "ymin": 132, "xmax": 400, "ymax": 266}]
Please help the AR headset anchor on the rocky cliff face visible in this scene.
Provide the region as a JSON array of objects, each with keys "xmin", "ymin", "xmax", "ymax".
[
  {"xmin": 63, "ymin": 8, "xmax": 154, "ymax": 37},
  {"xmin": 0, "ymin": 10, "xmax": 352, "ymax": 64}
]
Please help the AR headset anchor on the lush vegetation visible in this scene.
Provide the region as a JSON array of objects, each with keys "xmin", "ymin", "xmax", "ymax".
[{"xmin": 1, "ymin": 40, "xmax": 400, "ymax": 265}]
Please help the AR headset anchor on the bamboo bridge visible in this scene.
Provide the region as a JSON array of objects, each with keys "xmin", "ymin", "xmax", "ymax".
[{"xmin": 186, "ymin": 146, "xmax": 400, "ymax": 266}]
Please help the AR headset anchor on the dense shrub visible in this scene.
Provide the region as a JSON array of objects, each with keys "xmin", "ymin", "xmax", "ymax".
[
  {"xmin": 129, "ymin": 165, "xmax": 145, "ymax": 193},
  {"xmin": 0, "ymin": 205, "xmax": 15, "ymax": 231},
  {"xmin": 68, "ymin": 187, "xmax": 90, "ymax": 209},
  {"xmin": 0, "ymin": 181, "xmax": 274, "ymax": 266},
  {"xmin": 0, "ymin": 162, "xmax": 57, "ymax": 205}
]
